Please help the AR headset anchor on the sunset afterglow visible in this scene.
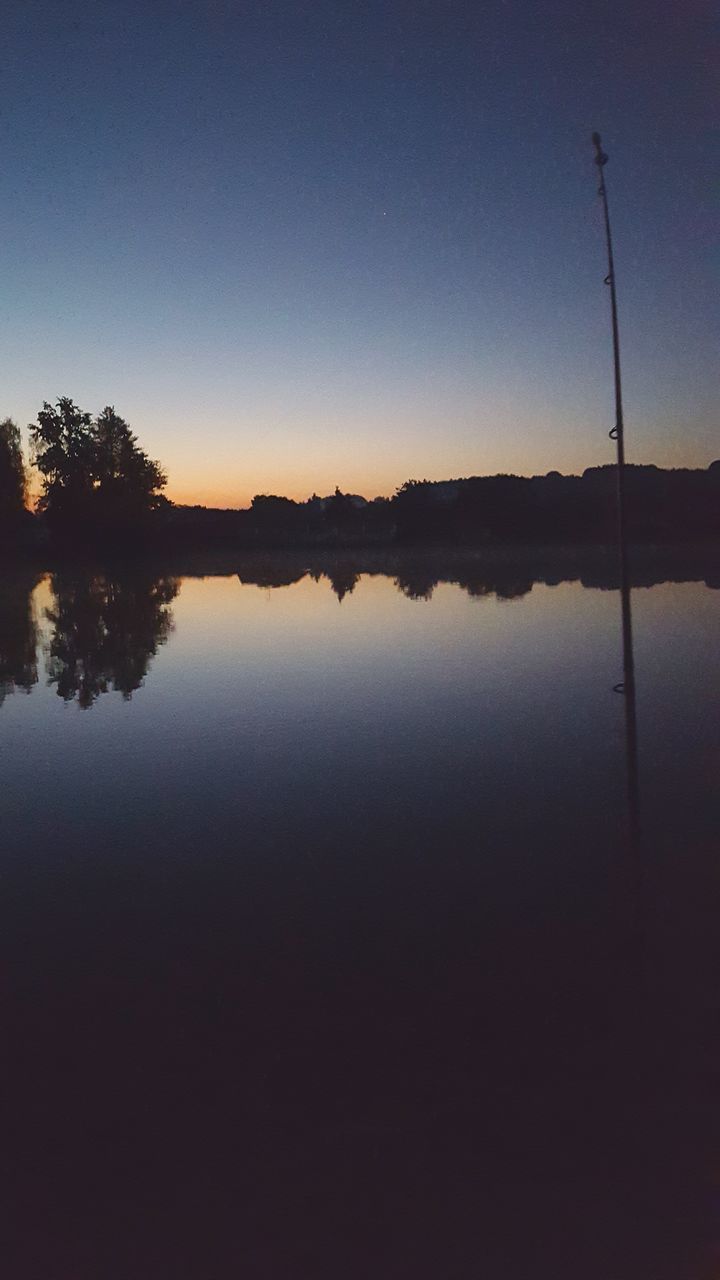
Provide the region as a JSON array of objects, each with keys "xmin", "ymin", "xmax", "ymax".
[{"xmin": 4, "ymin": 1, "xmax": 715, "ymax": 508}]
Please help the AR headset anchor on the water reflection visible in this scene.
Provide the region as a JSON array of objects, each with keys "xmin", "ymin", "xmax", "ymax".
[
  {"xmin": 0, "ymin": 568, "xmax": 39, "ymax": 707},
  {"xmin": 327, "ymin": 566, "xmax": 360, "ymax": 602},
  {"xmin": 239, "ymin": 555, "xmax": 544, "ymax": 602},
  {"xmin": 45, "ymin": 570, "xmax": 178, "ymax": 708},
  {"xmin": 0, "ymin": 547, "xmax": 717, "ymax": 713},
  {"xmin": 237, "ymin": 545, "xmax": 719, "ymax": 604},
  {"xmin": 2, "ymin": 553, "xmax": 718, "ymax": 1276},
  {"xmin": 617, "ymin": 574, "xmax": 642, "ymax": 849}
]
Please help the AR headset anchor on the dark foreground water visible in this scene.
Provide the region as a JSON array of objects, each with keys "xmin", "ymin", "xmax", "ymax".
[{"xmin": 2, "ymin": 553, "xmax": 719, "ymax": 1277}]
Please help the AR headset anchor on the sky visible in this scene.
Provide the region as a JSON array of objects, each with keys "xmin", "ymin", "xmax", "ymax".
[{"xmin": 2, "ymin": 0, "xmax": 716, "ymax": 507}]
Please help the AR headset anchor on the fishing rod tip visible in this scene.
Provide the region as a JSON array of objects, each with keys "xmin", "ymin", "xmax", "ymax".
[{"xmin": 591, "ymin": 132, "xmax": 608, "ymax": 165}]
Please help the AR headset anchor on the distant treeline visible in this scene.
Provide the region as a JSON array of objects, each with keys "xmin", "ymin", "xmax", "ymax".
[
  {"xmin": 162, "ymin": 465, "xmax": 720, "ymax": 549},
  {"xmin": 1, "ymin": 397, "xmax": 719, "ymax": 552}
]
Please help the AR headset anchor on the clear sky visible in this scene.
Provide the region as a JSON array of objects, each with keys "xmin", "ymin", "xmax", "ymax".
[{"xmin": 3, "ymin": 0, "xmax": 716, "ymax": 507}]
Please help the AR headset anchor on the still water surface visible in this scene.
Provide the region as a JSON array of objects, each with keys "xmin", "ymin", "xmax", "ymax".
[{"xmin": 2, "ymin": 559, "xmax": 718, "ymax": 1277}]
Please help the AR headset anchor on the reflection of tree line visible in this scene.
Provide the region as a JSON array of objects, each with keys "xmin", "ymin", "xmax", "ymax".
[
  {"xmin": 0, "ymin": 559, "xmax": 547, "ymax": 712},
  {"xmin": 0, "ymin": 570, "xmax": 40, "ymax": 707},
  {"xmin": 237, "ymin": 558, "xmax": 534, "ymax": 602},
  {"xmin": 0, "ymin": 571, "xmax": 178, "ymax": 711},
  {"xmin": 45, "ymin": 572, "xmax": 178, "ymax": 708},
  {"xmin": 2, "ymin": 565, "xmax": 533, "ymax": 712},
  {"xmin": 0, "ymin": 546, "xmax": 717, "ymax": 708},
  {"xmin": 238, "ymin": 545, "xmax": 720, "ymax": 603},
  {"xmin": 392, "ymin": 567, "xmax": 533, "ymax": 601},
  {"xmin": 238, "ymin": 560, "xmax": 363, "ymax": 602}
]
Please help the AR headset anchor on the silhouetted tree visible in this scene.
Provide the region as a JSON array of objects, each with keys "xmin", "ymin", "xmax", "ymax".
[
  {"xmin": 29, "ymin": 398, "xmax": 168, "ymax": 535},
  {"xmin": 46, "ymin": 571, "xmax": 178, "ymax": 708},
  {"xmin": 29, "ymin": 398, "xmax": 96, "ymax": 525},
  {"xmin": 250, "ymin": 495, "xmax": 301, "ymax": 527},
  {"xmin": 93, "ymin": 406, "xmax": 168, "ymax": 527},
  {"xmin": 324, "ymin": 487, "xmax": 358, "ymax": 529},
  {"xmin": 0, "ymin": 418, "xmax": 27, "ymax": 520}
]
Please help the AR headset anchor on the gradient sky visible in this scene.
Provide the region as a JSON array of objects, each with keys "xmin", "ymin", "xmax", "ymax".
[{"xmin": 3, "ymin": 0, "xmax": 716, "ymax": 507}]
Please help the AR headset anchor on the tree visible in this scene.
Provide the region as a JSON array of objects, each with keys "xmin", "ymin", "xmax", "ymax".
[
  {"xmin": 0, "ymin": 418, "xmax": 27, "ymax": 519},
  {"xmin": 323, "ymin": 487, "xmax": 356, "ymax": 528},
  {"xmin": 93, "ymin": 406, "xmax": 168, "ymax": 526},
  {"xmin": 29, "ymin": 398, "xmax": 95, "ymax": 524},
  {"xmin": 29, "ymin": 398, "xmax": 168, "ymax": 533}
]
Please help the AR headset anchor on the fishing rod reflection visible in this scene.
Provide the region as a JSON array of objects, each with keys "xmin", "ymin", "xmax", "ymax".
[{"xmin": 617, "ymin": 574, "xmax": 641, "ymax": 851}]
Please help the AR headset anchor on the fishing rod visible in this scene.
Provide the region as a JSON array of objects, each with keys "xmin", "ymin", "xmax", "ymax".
[
  {"xmin": 592, "ymin": 131, "xmax": 640, "ymax": 847},
  {"xmin": 592, "ymin": 134, "xmax": 626, "ymax": 485}
]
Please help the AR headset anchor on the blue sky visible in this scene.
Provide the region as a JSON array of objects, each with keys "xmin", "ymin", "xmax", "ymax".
[{"xmin": 2, "ymin": 0, "xmax": 716, "ymax": 504}]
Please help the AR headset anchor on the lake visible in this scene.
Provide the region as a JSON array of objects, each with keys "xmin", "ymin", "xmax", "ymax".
[{"xmin": 2, "ymin": 551, "xmax": 719, "ymax": 1278}]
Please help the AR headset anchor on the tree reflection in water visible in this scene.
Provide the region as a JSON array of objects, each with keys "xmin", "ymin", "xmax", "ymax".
[
  {"xmin": 327, "ymin": 567, "xmax": 360, "ymax": 602},
  {"xmin": 1, "ymin": 548, "xmax": 717, "ymax": 714},
  {"xmin": 45, "ymin": 571, "xmax": 179, "ymax": 709},
  {"xmin": 0, "ymin": 570, "xmax": 39, "ymax": 708}
]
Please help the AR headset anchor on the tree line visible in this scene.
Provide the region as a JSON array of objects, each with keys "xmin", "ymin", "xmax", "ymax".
[
  {"xmin": 2, "ymin": 396, "xmax": 719, "ymax": 549},
  {"xmin": 170, "ymin": 465, "xmax": 720, "ymax": 548}
]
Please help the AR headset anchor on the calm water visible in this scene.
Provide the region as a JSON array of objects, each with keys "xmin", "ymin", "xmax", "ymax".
[{"xmin": 2, "ymin": 557, "xmax": 719, "ymax": 1277}]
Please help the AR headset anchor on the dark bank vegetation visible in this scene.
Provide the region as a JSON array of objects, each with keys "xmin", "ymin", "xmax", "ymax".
[
  {"xmin": 162, "ymin": 466, "xmax": 720, "ymax": 550},
  {"xmin": 1, "ymin": 396, "xmax": 719, "ymax": 556}
]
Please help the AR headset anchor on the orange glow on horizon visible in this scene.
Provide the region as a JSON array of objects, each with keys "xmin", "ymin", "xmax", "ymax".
[{"xmin": 164, "ymin": 446, "xmax": 714, "ymax": 510}]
